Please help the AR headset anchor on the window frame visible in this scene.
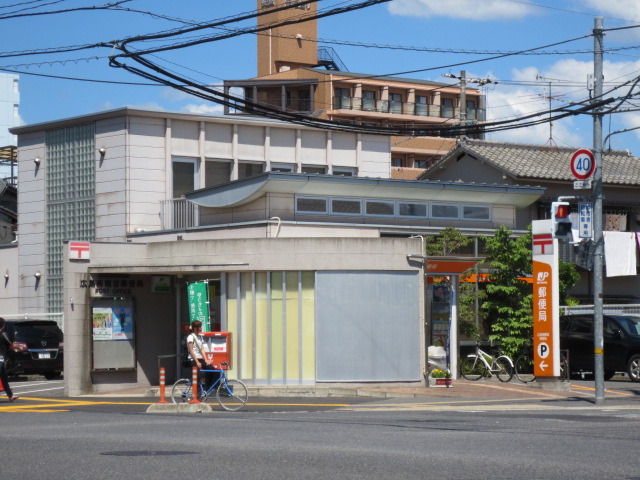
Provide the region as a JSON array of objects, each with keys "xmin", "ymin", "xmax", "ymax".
[
  {"xmin": 398, "ymin": 201, "xmax": 429, "ymax": 219},
  {"xmin": 462, "ymin": 204, "xmax": 492, "ymax": 222},
  {"xmin": 431, "ymin": 202, "xmax": 460, "ymax": 220},
  {"xmin": 296, "ymin": 196, "xmax": 328, "ymax": 215},
  {"xmin": 365, "ymin": 199, "xmax": 396, "ymax": 218},
  {"xmin": 330, "ymin": 197, "xmax": 362, "ymax": 216}
]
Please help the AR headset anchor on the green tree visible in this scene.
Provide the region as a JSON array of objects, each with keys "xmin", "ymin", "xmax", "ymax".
[
  {"xmin": 424, "ymin": 227, "xmax": 472, "ymax": 256},
  {"xmin": 481, "ymin": 225, "xmax": 533, "ymax": 358},
  {"xmin": 559, "ymin": 260, "xmax": 580, "ymax": 306}
]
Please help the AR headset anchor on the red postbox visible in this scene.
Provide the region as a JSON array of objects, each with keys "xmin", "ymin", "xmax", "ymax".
[{"xmin": 202, "ymin": 331, "xmax": 232, "ymax": 370}]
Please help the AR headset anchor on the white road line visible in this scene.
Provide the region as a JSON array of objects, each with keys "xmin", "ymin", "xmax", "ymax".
[
  {"xmin": 11, "ymin": 386, "xmax": 64, "ymax": 394},
  {"xmin": 12, "ymin": 381, "xmax": 63, "ymax": 388}
]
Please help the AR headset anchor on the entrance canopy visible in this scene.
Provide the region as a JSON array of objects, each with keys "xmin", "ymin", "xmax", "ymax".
[{"xmin": 426, "ymin": 256, "xmax": 484, "ymax": 276}]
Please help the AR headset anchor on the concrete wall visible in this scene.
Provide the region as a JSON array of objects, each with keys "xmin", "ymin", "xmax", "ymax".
[
  {"xmin": 0, "ymin": 244, "xmax": 18, "ymax": 313},
  {"xmin": 16, "ymin": 130, "xmax": 46, "ymax": 313}
]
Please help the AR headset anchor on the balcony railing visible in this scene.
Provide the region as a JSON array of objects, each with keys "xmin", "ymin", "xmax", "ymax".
[
  {"xmin": 332, "ymin": 96, "xmax": 485, "ymax": 121},
  {"xmin": 160, "ymin": 198, "xmax": 200, "ymax": 230}
]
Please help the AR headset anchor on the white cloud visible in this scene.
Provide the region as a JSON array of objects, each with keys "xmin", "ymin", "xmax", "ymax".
[
  {"xmin": 582, "ymin": 0, "xmax": 640, "ymax": 22},
  {"xmin": 486, "ymin": 84, "xmax": 584, "ymax": 147},
  {"xmin": 181, "ymin": 103, "xmax": 224, "ymax": 115},
  {"xmin": 388, "ymin": 0, "xmax": 535, "ymax": 20}
]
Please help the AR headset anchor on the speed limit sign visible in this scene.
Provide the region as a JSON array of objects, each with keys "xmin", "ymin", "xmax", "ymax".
[{"xmin": 570, "ymin": 149, "xmax": 595, "ymax": 180}]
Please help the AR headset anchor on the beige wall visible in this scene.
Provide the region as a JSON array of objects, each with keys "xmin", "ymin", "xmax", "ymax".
[{"xmin": 63, "ymin": 237, "xmax": 423, "ymax": 394}]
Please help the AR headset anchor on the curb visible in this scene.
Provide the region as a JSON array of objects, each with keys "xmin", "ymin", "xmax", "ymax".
[{"xmin": 146, "ymin": 402, "xmax": 213, "ymax": 414}]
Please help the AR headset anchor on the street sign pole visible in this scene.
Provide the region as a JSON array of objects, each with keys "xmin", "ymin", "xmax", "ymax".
[{"xmin": 593, "ymin": 17, "xmax": 605, "ymax": 405}]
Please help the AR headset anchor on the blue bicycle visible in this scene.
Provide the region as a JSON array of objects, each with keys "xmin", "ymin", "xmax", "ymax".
[{"xmin": 170, "ymin": 362, "xmax": 248, "ymax": 411}]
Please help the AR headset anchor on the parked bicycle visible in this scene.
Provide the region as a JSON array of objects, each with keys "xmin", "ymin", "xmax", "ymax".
[
  {"xmin": 460, "ymin": 344, "xmax": 514, "ymax": 382},
  {"xmin": 514, "ymin": 350, "xmax": 569, "ymax": 383},
  {"xmin": 171, "ymin": 362, "xmax": 248, "ymax": 411}
]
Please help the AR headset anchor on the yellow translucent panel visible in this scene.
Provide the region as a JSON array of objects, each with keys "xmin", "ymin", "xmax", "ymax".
[
  {"xmin": 301, "ymin": 271, "xmax": 316, "ymax": 380},
  {"xmin": 255, "ymin": 272, "xmax": 268, "ymax": 379},
  {"xmin": 239, "ymin": 273, "xmax": 253, "ymax": 379},
  {"xmin": 226, "ymin": 273, "xmax": 239, "ymax": 371},
  {"xmin": 285, "ymin": 272, "xmax": 300, "ymax": 381},
  {"xmin": 270, "ymin": 272, "xmax": 284, "ymax": 380}
]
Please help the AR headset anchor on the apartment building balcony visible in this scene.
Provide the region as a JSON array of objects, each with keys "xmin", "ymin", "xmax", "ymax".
[{"xmin": 332, "ymin": 96, "xmax": 485, "ymax": 122}]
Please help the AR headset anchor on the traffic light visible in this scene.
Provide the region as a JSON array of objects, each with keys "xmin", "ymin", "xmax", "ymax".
[{"xmin": 551, "ymin": 201, "xmax": 573, "ymax": 241}]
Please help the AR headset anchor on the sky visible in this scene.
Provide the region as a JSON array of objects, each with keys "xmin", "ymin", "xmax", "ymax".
[{"xmin": 3, "ymin": 0, "xmax": 640, "ymax": 156}]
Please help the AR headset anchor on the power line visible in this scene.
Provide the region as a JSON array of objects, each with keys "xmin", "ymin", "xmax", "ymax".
[{"xmin": 0, "ymin": 0, "xmax": 131, "ymax": 21}]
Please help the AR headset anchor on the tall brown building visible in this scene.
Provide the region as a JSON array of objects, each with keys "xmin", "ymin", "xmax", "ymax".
[
  {"xmin": 224, "ymin": 0, "xmax": 484, "ymax": 179},
  {"xmin": 257, "ymin": 0, "xmax": 318, "ymax": 76}
]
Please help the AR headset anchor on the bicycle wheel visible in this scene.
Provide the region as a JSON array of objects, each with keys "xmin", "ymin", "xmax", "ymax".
[
  {"xmin": 495, "ymin": 356, "xmax": 514, "ymax": 382},
  {"xmin": 460, "ymin": 356, "xmax": 486, "ymax": 381},
  {"xmin": 170, "ymin": 379, "xmax": 193, "ymax": 404},
  {"xmin": 216, "ymin": 378, "xmax": 248, "ymax": 411},
  {"xmin": 515, "ymin": 355, "xmax": 536, "ymax": 383}
]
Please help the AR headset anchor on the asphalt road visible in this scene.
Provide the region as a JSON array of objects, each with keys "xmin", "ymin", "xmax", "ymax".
[{"xmin": 1, "ymin": 390, "xmax": 640, "ymax": 479}]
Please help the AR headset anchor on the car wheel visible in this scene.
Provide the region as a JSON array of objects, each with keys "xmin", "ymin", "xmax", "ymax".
[{"xmin": 627, "ymin": 355, "xmax": 640, "ymax": 382}]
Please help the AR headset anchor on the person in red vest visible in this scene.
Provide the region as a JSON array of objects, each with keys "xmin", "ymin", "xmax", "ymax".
[{"xmin": 0, "ymin": 317, "xmax": 19, "ymax": 402}]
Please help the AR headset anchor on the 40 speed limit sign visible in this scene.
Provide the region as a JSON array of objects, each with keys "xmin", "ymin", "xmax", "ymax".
[{"xmin": 570, "ymin": 149, "xmax": 595, "ymax": 180}]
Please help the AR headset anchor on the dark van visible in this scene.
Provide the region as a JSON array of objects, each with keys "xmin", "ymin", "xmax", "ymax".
[
  {"xmin": 559, "ymin": 314, "xmax": 640, "ymax": 382},
  {"xmin": 3, "ymin": 319, "xmax": 64, "ymax": 379}
]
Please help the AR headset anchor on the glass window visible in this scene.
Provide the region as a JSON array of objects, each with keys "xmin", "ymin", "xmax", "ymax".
[
  {"xmin": 205, "ymin": 159, "xmax": 231, "ymax": 187},
  {"xmin": 332, "ymin": 168, "xmax": 356, "ymax": 176},
  {"xmin": 301, "ymin": 165, "xmax": 326, "ymax": 174},
  {"xmin": 46, "ymin": 124, "xmax": 95, "ymax": 313},
  {"xmin": 392, "ymin": 158, "xmax": 403, "ymax": 167},
  {"xmin": 271, "ymin": 164, "xmax": 295, "ymax": 173},
  {"xmin": 416, "ymin": 95, "xmax": 428, "ymax": 105},
  {"xmin": 365, "ymin": 200, "xmax": 395, "ymax": 217},
  {"xmin": 331, "ymin": 198, "xmax": 361, "ymax": 215},
  {"xmin": 238, "ymin": 162, "xmax": 264, "ymax": 179},
  {"xmin": 441, "ymin": 98, "xmax": 454, "ymax": 118},
  {"xmin": 399, "ymin": 202, "xmax": 428, "ymax": 218},
  {"xmin": 463, "ymin": 205, "xmax": 491, "ymax": 221},
  {"xmin": 431, "ymin": 203, "xmax": 459, "ymax": 219},
  {"xmin": 362, "ymin": 90, "xmax": 376, "ymax": 111},
  {"xmin": 172, "ymin": 158, "xmax": 197, "ymax": 197},
  {"xmin": 296, "ymin": 197, "xmax": 327, "ymax": 214}
]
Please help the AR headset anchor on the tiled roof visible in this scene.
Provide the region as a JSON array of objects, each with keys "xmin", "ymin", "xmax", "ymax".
[{"xmin": 430, "ymin": 139, "xmax": 640, "ymax": 186}]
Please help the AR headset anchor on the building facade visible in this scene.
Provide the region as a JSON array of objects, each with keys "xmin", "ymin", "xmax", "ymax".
[
  {"xmin": 3, "ymin": 109, "xmax": 542, "ymax": 395},
  {"xmin": 222, "ymin": 0, "xmax": 485, "ymax": 181}
]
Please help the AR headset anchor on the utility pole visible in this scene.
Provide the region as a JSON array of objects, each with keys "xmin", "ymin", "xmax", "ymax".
[
  {"xmin": 592, "ymin": 16, "xmax": 605, "ymax": 405},
  {"xmin": 442, "ymin": 71, "xmax": 494, "ymax": 136},
  {"xmin": 460, "ymin": 70, "xmax": 467, "ymax": 128}
]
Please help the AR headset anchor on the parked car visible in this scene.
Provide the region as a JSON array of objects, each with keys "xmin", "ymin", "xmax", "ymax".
[
  {"xmin": 3, "ymin": 319, "xmax": 63, "ymax": 379},
  {"xmin": 559, "ymin": 314, "xmax": 640, "ymax": 382}
]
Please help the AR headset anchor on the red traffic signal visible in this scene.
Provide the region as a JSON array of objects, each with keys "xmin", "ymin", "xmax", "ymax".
[
  {"xmin": 554, "ymin": 203, "xmax": 570, "ymax": 219},
  {"xmin": 551, "ymin": 201, "xmax": 572, "ymax": 240}
]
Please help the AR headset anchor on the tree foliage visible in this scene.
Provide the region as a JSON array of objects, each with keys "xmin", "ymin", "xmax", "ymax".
[
  {"xmin": 424, "ymin": 227, "xmax": 472, "ymax": 256},
  {"xmin": 481, "ymin": 225, "xmax": 533, "ymax": 357}
]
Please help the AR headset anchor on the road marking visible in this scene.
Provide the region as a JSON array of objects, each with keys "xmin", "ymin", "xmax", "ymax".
[{"xmin": 571, "ymin": 385, "xmax": 633, "ymax": 396}]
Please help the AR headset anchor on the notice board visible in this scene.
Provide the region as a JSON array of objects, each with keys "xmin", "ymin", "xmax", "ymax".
[{"xmin": 91, "ymin": 298, "xmax": 136, "ymax": 370}]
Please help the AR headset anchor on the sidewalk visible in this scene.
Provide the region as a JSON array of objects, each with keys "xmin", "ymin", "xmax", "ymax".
[{"xmin": 87, "ymin": 378, "xmax": 578, "ymax": 401}]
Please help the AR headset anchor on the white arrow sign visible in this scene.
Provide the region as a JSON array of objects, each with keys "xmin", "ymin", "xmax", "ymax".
[{"xmin": 539, "ymin": 360, "xmax": 548, "ymax": 372}]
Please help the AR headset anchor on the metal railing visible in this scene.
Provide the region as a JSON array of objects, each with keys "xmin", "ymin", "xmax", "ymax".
[
  {"xmin": 160, "ymin": 198, "xmax": 200, "ymax": 230},
  {"xmin": 331, "ymin": 96, "xmax": 485, "ymax": 121},
  {"xmin": 561, "ymin": 304, "xmax": 640, "ymax": 316}
]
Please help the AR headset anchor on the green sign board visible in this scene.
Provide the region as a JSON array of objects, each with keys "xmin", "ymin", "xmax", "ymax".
[{"xmin": 187, "ymin": 281, "xmax": 210, "ymax": 331}]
